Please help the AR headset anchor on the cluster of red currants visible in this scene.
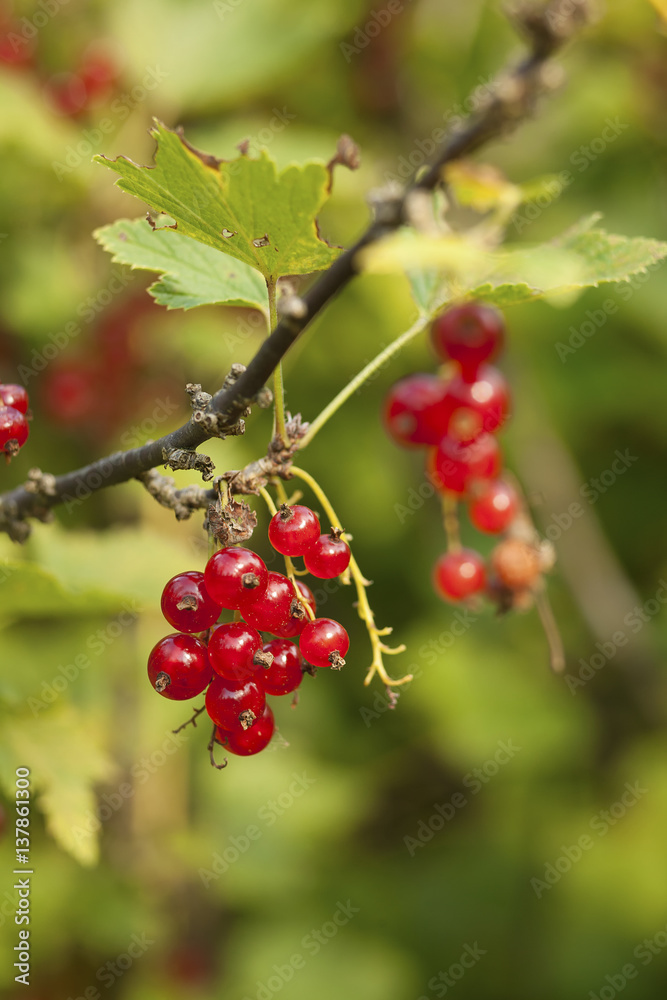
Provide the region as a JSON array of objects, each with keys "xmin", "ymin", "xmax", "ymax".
[
  {"xmin": 383, "ymin": 302, "xmax": 538, "ymax": 603},
  {"xmin": 147, "ymin": 504, "xmax": 352, "ymax": 759},
  {"xmin": 0, "ymin": 383, "xmax": 29, "ymax": 460}
]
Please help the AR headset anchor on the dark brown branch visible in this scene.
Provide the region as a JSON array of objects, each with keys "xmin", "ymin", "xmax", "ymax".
[{"xmin": 0, "ymin": 0, "xmax": 589, "ymax": 542}]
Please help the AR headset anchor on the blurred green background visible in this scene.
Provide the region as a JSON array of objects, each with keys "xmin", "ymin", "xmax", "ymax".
[{"xmin": 1, "ymin": 0, "xmax": 667, "ymax": 997}]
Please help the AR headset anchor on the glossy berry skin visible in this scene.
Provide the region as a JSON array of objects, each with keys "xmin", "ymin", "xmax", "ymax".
[
  {"xmin": 268, "ymin": 504, "xmax": 321, "ymax": 556},
  {"xmin": 0, "ymin": 406, "xmax": 29, "ymax": 456},
  {"xmin": 433, "ymin": 549, "xmax": 486, "ymax": 602},
  {"xmin": 242, "ymin": 572, "xmax": 294, "ymax": 634},
  {"xmin": 271, "ymin": 580, "xmax": 317, "ymax": 639},
  {"xmin": 261, "ymin": 639, "xmax": 304, "ymax": 695},
  {"xmin": 382, "ymin": 373, "xmax": 451, "ymax": 447},
  {"xmin": 0, "ymin": 384, "xmax": 29, "ymax": 414},
  {"xmin": 469, "ymin": 479, "xmax": 519, "ymax": 534},
  {"xmin": 161, "ymin": 571, "xmax": 221, "ymax": 633},
  {"xmin": 428, "ymin": 432, "xmax": 501, "ymax": 496},
  {"xmin": 204, "ymin": 547, "xmax": 268, "ymax": 610},
  {"xmin": 208, "ymin": 622, "xmax": 263, "ymax": 681},
  {"xmin": 300, "ymin": 618, "xmax": 349, "ymax": 669},
  {"xmin": 147, "ymin": 633, "xmax": 212, "ymax": 700},
  {"xmin": 441, "ymin": 365, "xmax": 510, "ymax": 441},
  {"xmin": 205, "ymin": 675, "xmax": 265, "ymax": 733},
  {"xmin": 431, "ymin": 303, "xmax": 505, "ymax": 379},
  {"xmin": 303, "ymin": 533, "xmax": 351, "ymax": 579},
  {"xmin": 216, "ymin": 705, "xmax": 275, "ymax": 756}
]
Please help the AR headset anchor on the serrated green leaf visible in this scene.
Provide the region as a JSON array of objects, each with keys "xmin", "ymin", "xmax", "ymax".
[
  {"xmin": 0, "ymin": 704, "xmax": 115, "ymax": 866},
  {"xmin": 363, "ymin": 218, "xmax": 667, "ymax": 312},
  {"xmin": 94, "ymin": 121, "xmax": 341, "ymax": 281},
  {"xmin": 93, "ymin": 218, "xmax": 269, "ymax": 313}
]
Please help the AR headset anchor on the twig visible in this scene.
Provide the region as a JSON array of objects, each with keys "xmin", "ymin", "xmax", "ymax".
[{"xmin": 0, "ymin": 0, "xmax": 589, "ymax": 541}]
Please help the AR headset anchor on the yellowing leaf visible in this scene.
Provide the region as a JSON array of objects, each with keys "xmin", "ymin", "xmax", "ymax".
[{"xmin": 95, "ymin": 121, "xmax": 341, "ymax": 281}]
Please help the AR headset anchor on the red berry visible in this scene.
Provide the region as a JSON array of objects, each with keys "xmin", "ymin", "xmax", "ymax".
[
  {"xmin": 208, "ymin": 622, "xmax": 263, "ymax": 681},
  {"xmin": 303, "ymin": 532, "xmax": 351, "ymax": 579},
  {"xmin": 0, "ymin": 29, "xmax": 35, "ymax": 68},
  {"xmin": 205, "ymin": 675, "xmax": 265, "ymax": 733},
  {"xmin": 0, "ymin": 384, "xmax": 28, "ymax": 414},
  {"xmin": 147, "ymin": 633, "xmax": 212, "ymax": 700},
  {"xmin": 433, "ymin": 549, "xmax": 486, "ymax": 602},
  {"xmin": 161, "ymin": 571, "xmax": 221, "ymax": 633},
  {"xmin": 44, "ymin": 72, "xmax": 88, "ymax": 117},
  {"xmin": 300, "ymin": 618, "xmax": 349, "ymax": 669},
  {"xmin": 0, "ymin": 405, "xmax": 29, "ymax": 457},
  {"xmin": 382, "ymin": 373, "xmax": 451, "ymax": 447},
  {"xmin": 441, "ymin": 365, "xmax": 510, "ymax": 441},
  {"xmin": 261, "ymin": 639, "xmax": 304, "ymax": 695},
  {"xmin": 431, "ymin": 303, "xmax": 505, "ymax": 378},
  {"xmin": 271, "ymin": 580, "xmax": 317, "ymax": 639},
  {"xmin": 242, "ymin": 572, "xmax": 294, "ymax": 633},
  {"xmin": 216, "ymin": 705, "xmax": 275, "ymax": 756},
  {"xmin": 468, "ymin": 479, "xmax": 519, "ymax": 534},
  {"xmin": 428, "ymin": 432, "xmax": 501, "ymax": 496},
  {"xmin": 42, "ymin": 363, "xmax": 99, "ymax": 425},
  {"xmin": 204, "ymin": 547, "xmax": 268, "ymax": 610},
  {"xmin": 268, "ymin": 504, "xmax": 321, "ymax": 556}
]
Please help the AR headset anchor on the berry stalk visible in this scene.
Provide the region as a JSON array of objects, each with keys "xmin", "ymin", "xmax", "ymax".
[{"xmin": 289, "ymin": 465, "xmax": 411, "ymax": 687}]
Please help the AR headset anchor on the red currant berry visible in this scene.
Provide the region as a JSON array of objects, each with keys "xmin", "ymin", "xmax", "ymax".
[
  {"xmin": 441, "ymin": 365, "xmax": 510, "ymax": 441},
  {"xmin": 161, "ymin": 571, "xmax": 221, "ymax": 633},
  {"xmin": 382, "ymin": 373, "xmax": 451, "ymax": 447},
  {"xmin": 208, "ymin": 622, "xmax": 263, "ymax": 681},
  {"xmin": 268, "ymin": 504, "xmax": 321, "ymax": 556},
  {"xmin": 204, "ymin": 547, "xmax": 268, "ymax": 610},
  {"xmin": 428, "ymin": 432, "xmax": 501, "ymax": 496},
  {"xmin": 205, "ymin": 675, "xmax": 265, "ymax": 732},
  {"xmin": 147, "ymin": 633, "xmax": 212, "ymax": 700},
  {"xmin": 491, "ymin": 538, "xmax": 541, "ymax": 591},
  {"xmin": 0, "ymin": 384, "xmax": 28, "ymax": 414},
  {"xmin": 431, "ymin": 303, "xmax": 505, "ymax": 378},
  {"xmin": 300, "ymin": 618, "xmax": 349, "ymax": 669},
  {"xmin": 261, "ymin": 639, "xmax": 304, "ymax": 695},
  {"xmin": 0, "ymin": 406, "xmax": 29, "ymax": 457},
  {"xmin": 242, "ymin": 572, "xmax": 294, "ymax": 634},
  {"xmin": 433, "ymin": 549, "xmax": 486, "ymax": 602},
  {"xmin": 271, "ymin": 580, "xmax": 317, "ymax": 639},
  {"xmin": 216, "ymin": 705, "xmax": 275, "ymax": 756},
  {"xmin": 303, "ymin": 531, "xmax": 351, "ymax": 579},
  {"xmin": 468, "ymin": 479, "xmax": 519, "ymax": 534}
]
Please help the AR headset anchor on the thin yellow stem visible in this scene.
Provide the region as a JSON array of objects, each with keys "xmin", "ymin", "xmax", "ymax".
[
  {"xmin": 443, "ymin": 493, "xmax": 461, "ymax": 552},
  {"xmin": 290, "ymin": 466, "xmax": 411, "ymax": 687},
  {"xmin": 298, "ymin": 316, "xmax": 430, "ymax": 450},
  {"xmin": 267, "ymin": 279, "xmax": 287, "ymax": 445},
  {"xmin": 260, "ymin": 483, "xmax": 314, "ymax": 620}
]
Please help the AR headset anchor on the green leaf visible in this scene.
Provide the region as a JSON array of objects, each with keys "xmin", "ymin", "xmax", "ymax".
[
  {"xmin": 94, "ymin": 121, "xmax": 341, "ymax": 281},
  {"xmin": 0, "ymin": 704, "xmax": 115, "ymax": 866},
  {"xmin": 363, "ymin": 217, "xmax": 667, "ymax": 312},
  {"xmin": 93, "ymin": 218, "xmax": 269, "ymax": 313}
]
